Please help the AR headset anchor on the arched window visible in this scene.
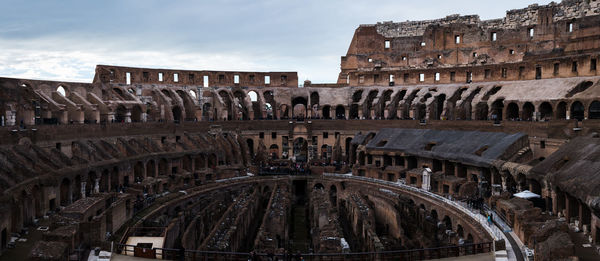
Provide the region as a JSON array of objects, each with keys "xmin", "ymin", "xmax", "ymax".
[{"xmin": 56, "ymin": 86, "xmax": 66, "ymax": 97}]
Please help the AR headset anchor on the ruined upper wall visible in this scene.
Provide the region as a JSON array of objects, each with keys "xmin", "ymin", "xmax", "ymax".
[
  {"xmin": 94, "ymin": 65, "xmax": 299, "ymax": 88},
  {"xmin": 372, "ymin": 0, "xmax": 600, "ymax": 38},
  {"xmin": 340, "ymin": 0, "xmax": 600, "ymax": 85}
]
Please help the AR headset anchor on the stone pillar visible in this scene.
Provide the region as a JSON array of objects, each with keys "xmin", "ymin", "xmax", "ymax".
[
  {"xmin": 501, "ymin": 176, "xmax": 507, "ymax": 191},
  {"xmin": 59, "ymin": 111, "xmax": 69, "ymax": 124},
  {"xmin": 566, "ymin": 194, "xmax": 573, "ymax": 223},
  {"xmin": 81, "ymin": 181, "xmax": 86, "ymax": 199},
  {"xmin": 345, "ymin": 108, "xmax": 350, "ymax": 120},
  {"xmin": 94, "ymin": 178, "xmax": 100, "ymax": 194}
]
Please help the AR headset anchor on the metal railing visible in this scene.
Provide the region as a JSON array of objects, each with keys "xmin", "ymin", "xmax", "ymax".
[{"xmin": 115, "ymin": 242, "xmax": 492, "ymax": 260}]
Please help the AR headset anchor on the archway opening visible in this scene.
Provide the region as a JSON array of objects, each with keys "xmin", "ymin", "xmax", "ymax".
[
  {"xmin": 172, "ymin": 106, "xmax": 182, "ymax": 123},
  {"xmin": 491, "ymin": 99, "xmax": 504, "ymax": 121},
  {"xmin": 589, "ymin": 101, "xmax": 600, "ymax": 119},
  {"xmin": 539, "ymin": 102, "xmax": 553, "ymax": 120},
  {"xmin": 131, "ymin": 105, "xmax": 143, "ymax": 122},
  {"xmin": 522, "ymin": 102, "xmax": 535, "ymax": 121},
  {"xmin": 115, "ymin": 105, "xmax": 127, "ymax": 123},
  {"xmin": 292, "ymin": 97, "xmax": 308, "ymax": 120},
  {"xmin": 134, "ymin": 162, "xmax": 144, "ymax": 183},
  {"xmin": 506, "ymin": 102, "xmax": 519, "ymax": 120},
  {"xmin": 322, "ymin": 105, "xmax": 331, "ymax": 119},
  {"xmin": 336, "ymin": 105, "xmax": 346, "ymax": 119},
  {"xmin": 571, "ymin": 101, "xmax": 584, "ymax": 121}
]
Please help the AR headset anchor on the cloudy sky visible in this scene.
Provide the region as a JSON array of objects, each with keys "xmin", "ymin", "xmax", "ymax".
[{"xmin": 0, "ymin": 0, "xmax": 552, "ymax": 84}]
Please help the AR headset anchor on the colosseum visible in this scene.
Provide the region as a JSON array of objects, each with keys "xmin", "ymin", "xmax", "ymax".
[{"xmin": 1, "ymin": 0, "xmax": 600, "ymax": 260}]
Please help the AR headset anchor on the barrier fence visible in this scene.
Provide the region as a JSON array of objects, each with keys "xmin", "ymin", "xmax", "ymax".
[{"xmin": 116, "ymin": 242, "xmax": 493, "ymax": 260}]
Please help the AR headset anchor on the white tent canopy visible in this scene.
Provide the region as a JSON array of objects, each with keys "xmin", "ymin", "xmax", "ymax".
[{"xmin": 513, "ymin": 190, "xmax": 541, "ymax": 199}]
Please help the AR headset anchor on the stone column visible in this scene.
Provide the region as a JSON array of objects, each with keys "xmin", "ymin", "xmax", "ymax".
[
  {"xmin": 94, "ymin": 178, "xmax": 100, "ymax": 194},
  {"xmin": 81, "ymin": 181, "xmax": 86, "ymax": 199}
]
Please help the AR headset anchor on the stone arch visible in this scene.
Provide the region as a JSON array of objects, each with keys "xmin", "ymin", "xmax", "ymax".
[
  {"xmin": 457, "ymin": 224, "xmax": 464, "ymax": 238},
  {"xmin": 131, "ymin": 105, "xmax": 143, "ymax": 122},
  {"xmin": 556, "ymin": 102, "xmax": 567, "ymax": 119},
  {"xmin": 539, "ymin": 102, "xmax": 553, "ymax": 120},
  {"xmin": 475, "ymin": 103, "xmax": 488, "ymax": 120},
  {"xmin": 352, "ymin": 90, "xmax": 363, "ymax": 103},
  {"xmin": 433, "ymin": 94, "xmax": 446, "ymax": 120},
  {"xmin": 56, "ymin": 85, "xmax": 67, "ymax": 97},
  {"xmin": 522, "ymin": 102, "xmax": 535, "ymax": 121},
  {"xmin": 322, "ymin": 105, "xmax": 331, "ymax": 119},
  {"xmin": 350, "ymin": 104, "xmax": 359, "ymax": 119},
  {"xmin": 246, "ymin": 139, "xmax": 254, "ymax": 157},
  {"xmin": 134, "ymin": 161, "xmax": 144, "ymax": 182},
  {"xmin": 176, "ymin": 89, "xmax": 196, "ymax": 121},
  {"xmin": 571, "ymin": 101, "xmax": 584, "ymax": 121},
  {"xmin": 430, "ymin": 209, "xmax": 438, "ymax": 221},
  {"xmin": 589, "ymin": 101, "xmax": 600, "ymax": 119},
  {"xmin": 506, "ymin": 102, "xmax": 519, "ymax": 120},
  {"xmin": 314, "ymin": 183, "xmax": 325, "ymax": 190},
  {"xmin": 146, "ymin": 160, "xmax": 156, "ymax": 178},
  {"xmin": 248, "ymin": 91, "xmax": 261, "ymax": 120},
  {"xmin": 443, "ymin": 215, "xmax": 453, "ymax": 231},
  {"xmin": 491, "ymin": 99, "xmax": 504, "ymax": 121},
  {"xmin": 115, "ymin": 105, "xmax": 128, "ymax": 123},
  {"xmin": 310, "ymin": 92, "xmax": 320, "ymax": 118},
  {"xmin": 336, "ymin": 105, "xmax": 346, "ymax": 119},
  {"xmin": 292, "ymin": 97, "xmax": 308, "ymax": 119},
  {"xmin": 172, "ymin": 106, "xmax": 183, "ymax": 123}
]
